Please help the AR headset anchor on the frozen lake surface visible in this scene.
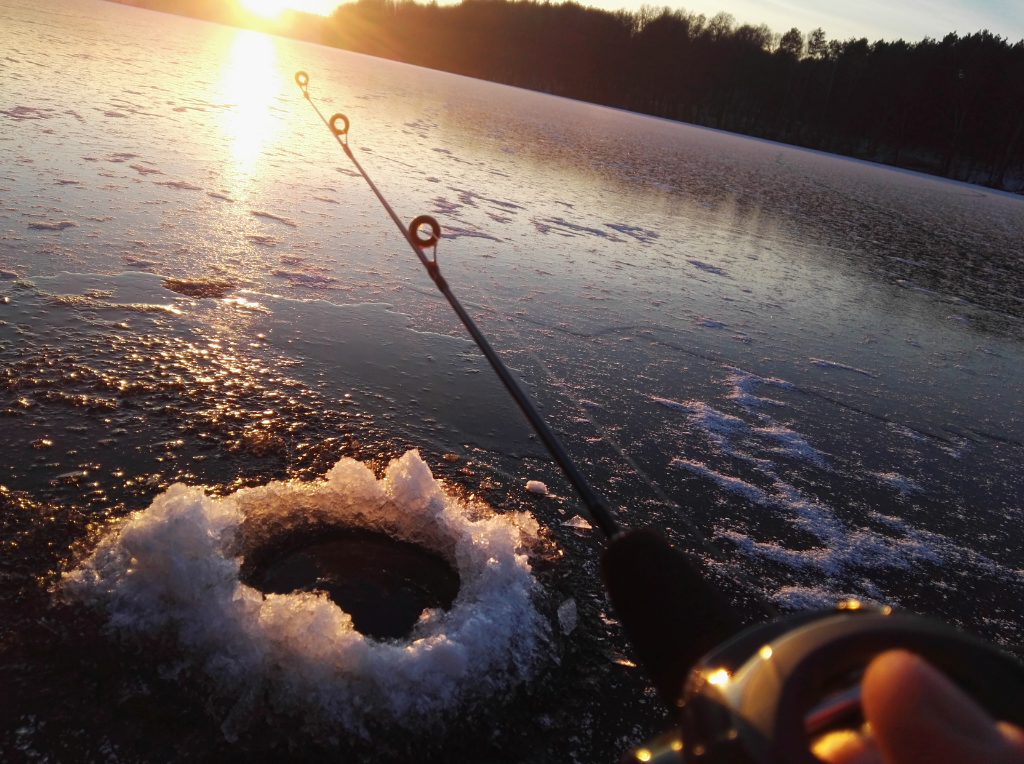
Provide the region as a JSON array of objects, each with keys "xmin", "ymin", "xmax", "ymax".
[{"xmin": 2, "ymin": 0, "xmax": 1024, "ymax": 759}]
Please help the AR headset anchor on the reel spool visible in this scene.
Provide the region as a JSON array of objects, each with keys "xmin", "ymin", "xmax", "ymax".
[{"xmin": 624, "ymin": 601, "xmax": 1024, "ymax": 764}]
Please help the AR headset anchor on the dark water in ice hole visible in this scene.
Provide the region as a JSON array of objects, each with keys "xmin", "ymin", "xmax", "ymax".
[
  {"xmin": 240, "ymin": 529, "xmax": 461, "ymax": 640},
  {"xmin": 2, "ymin": 0, "xmax": 1024, "ymax": 760}
]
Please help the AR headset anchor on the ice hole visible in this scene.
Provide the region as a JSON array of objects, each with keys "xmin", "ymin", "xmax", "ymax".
[
  {"xmin": 240, "ymin": 527, "xmax": 461, "ymax": 639},
  {"xmin": 65, "ymin": 451, "xmax": 550, "ymax": 733}
]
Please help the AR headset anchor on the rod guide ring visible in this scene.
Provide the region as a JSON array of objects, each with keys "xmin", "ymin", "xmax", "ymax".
[
  {"xmin": 329, "ymin": 113, "xmax": 350, "ymax": 137},
  {"xmin": 410, "ymin": 215, "xmax": 441, "ymax": 248},
  {"xmin": 294, "ymin": 71, "xmax": 309, "ymax": 88}
]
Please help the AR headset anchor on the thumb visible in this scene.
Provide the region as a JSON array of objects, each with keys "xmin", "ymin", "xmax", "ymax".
[{"xmin": 862, "ymin": 649, "xmax": 1024, "ymax": 764}]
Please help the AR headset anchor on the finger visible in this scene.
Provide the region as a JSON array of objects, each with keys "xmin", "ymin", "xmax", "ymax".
[
  {"xmin": 812, "ymin": 727, "xmax": 881, "ymax": 764},
  {"xmin": 862, "ymin": 650, "xmax": 1024, "ymax": 764}
]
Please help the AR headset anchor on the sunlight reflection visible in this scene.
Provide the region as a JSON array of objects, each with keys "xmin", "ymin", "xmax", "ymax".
[{"xmin": 219, "ymin": 30, "xmax": 281, "ymax": 177}]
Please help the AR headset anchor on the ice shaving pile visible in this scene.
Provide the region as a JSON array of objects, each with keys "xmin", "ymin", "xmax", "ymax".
[{"xmin": 65, "ymin": 451, "xmax": 550, "ymax": 736}]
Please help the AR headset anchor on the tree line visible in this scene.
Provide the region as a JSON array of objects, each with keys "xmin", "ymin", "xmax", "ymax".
[{"xmin": 109, "ymin": 0, "xmax": 1024, "ymax": 189}]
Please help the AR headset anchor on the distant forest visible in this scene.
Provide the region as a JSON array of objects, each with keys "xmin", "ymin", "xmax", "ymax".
[{"xmin": 111, "ymin": 0, "xmax": 1024, "ymax": 190}]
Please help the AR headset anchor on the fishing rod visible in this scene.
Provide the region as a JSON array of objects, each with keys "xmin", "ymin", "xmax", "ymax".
[
  {"xmin": 294, "ymin": 70, "xmax": 622, "ymax": 541},
  {"xmin": 294, "ymin": 71, "xmax": 1024, "ymax": 763},
  {"xmin": 293, "ymin": 68, "xmax": 748, "ymax": 696}
]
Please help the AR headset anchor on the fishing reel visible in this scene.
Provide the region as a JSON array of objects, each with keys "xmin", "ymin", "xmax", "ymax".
[{"xmin": 621, "ymin": 600, "xmax": 1024, "ymax": 764}]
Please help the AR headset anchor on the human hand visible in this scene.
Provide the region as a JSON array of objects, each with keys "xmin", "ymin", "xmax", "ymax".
[{"xmin": 814, "ymin": 649, "xmax": 1024, "ymax": 764}]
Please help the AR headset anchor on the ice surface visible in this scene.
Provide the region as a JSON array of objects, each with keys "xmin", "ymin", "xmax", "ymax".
[
  {"xmin": 3, "ymin": 1, "xmax": 1024, "ymax": 742},
  {"xmin": 66, "ymin": 451, "xmax": 549, "ymax": 736}
]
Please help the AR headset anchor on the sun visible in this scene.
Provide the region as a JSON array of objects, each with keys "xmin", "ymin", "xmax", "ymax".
[{"xmin": 240, "ymin": 0, "xmax": 289, "ymax": 17}]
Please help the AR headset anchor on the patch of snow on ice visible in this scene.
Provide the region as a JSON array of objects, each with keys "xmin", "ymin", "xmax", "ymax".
[
  {"xmin": 810, "ymin": 359, "xmax": 878, "ymax": 377},
  {"xmin": 695, "ymin": 316, "xmax": 726, "ymax": 328},
  {"xmin": 442, "ymin": 225, "xmax": 502, "ymax": 242},
  {"xmin": 874, "ymin": 472, "xmax": 923, "ymax": 493},
  {"xmin": 656, "ymin": 388, "xmax": 987, "ymax": 581},
  {"xmin": 687, "ymin": 259, "xmax": 727, "ymax": 276},
  {"xmin": 887, "ymin": 422, "xmax": 928, "ymax": 442},
  {"xmin": 724, "ymin": 366, "xmax": 792, "ymax": 408},
  {"xmin": 771, "ymin": 585, "xmax": 851, "ymax": 610},
  {"xmin": 655, "ymin": 397, "xmax": 823, "ymax": 466},
  {"xmin": 606, "ymin": 223, "xmax": 659, "ymax": 243},
  {"xmin": 756, "ymin": 424, "xmax": 826, "ymax": 467},
  {"xmin": 671, "ymin": 459, "xmax": 772, "ymax": 504},
  {"xmin": 532, "ymin": 217, "xmax": 622, "ymax": 240},
  {"xmin": 251, "ymin": 210, "xmax": 298, "ymax": 228},
  {"xmin": 716, "ymin": 479, "xmax": 944, "ymax": 576}
]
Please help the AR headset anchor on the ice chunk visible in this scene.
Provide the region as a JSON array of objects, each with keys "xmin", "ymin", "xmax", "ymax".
[
  {"xmin": 525, "ymin": 480, "xmax": 548, "ymax": 495},
  {"xmin": 562, "ymin": 515, "xmax": 592, "ymax": 530},
  {"xmin": 557, "ymin": 598, "xmax": 578, "ymax": 635}
]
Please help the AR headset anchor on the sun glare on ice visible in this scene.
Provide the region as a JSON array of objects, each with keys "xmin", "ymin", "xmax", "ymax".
[{"xmin": 216, "ymin": 30, "xmax": 282, "ymax": 183}]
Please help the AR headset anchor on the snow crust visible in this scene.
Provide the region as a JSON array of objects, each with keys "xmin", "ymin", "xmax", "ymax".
[{"xmin": 65, "ymin": 451, "xmax": 549, "ymax": 737}]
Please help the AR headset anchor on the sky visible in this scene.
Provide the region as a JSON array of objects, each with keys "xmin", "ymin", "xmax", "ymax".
[
  {"xmin": 625, "ymin": 0, "xmax": 1024, "ymax": 43},
  {"xmin": 282, "ymin": 0, "xmax": 1023, "ymax": 43}
]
